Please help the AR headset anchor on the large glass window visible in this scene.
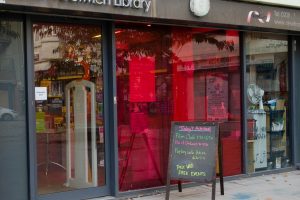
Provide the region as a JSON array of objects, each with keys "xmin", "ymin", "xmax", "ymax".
[
  {"xmin": 0, "ymin": 20, "xmax": 28, "ymax": 200},
  {"xmin": 245, "ymin": 33, "xmax": 290, "ymax": 172},
  {"xmin": 33, "ymin": 23, "xmax": 105, "ymax": 194},
  {"xmin": 116, "ymin": 25, "xmax": 241, "ymax": 191}
]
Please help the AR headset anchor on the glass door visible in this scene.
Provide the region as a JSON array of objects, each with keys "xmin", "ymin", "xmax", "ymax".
[{"xmin": 33, "ymin": 22, "xmax": 108, "ymax": 198}]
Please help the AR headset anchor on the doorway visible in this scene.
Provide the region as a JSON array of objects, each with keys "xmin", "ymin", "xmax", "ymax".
[{"xmin": 33, "ymin": 21, "xmax": 110, "ymax": 199}]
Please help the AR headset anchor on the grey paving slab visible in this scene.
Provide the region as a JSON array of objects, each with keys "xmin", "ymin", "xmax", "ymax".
[
  {"xmin": 130, "ymin": 171, "xmax": 300, "ymax": 200},
  {"xmin": 89, "ymin": 171, "xmax": 300, "ymax": 200}
]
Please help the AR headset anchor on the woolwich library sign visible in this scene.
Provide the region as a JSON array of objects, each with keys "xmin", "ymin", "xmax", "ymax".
[{"xmin": 63, "ymin": 0, "xmax": 152, "ymax": 12}]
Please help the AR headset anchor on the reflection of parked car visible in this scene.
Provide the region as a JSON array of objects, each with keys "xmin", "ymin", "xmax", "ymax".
[{"xmin": 0, "ymin": 106, "xmax": 18, "ymax": 121}]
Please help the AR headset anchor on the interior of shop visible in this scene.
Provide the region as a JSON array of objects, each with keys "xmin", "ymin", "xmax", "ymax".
[
  {"xmin": 115, "ymin": 25, "xmax": 242, "ymax": 191},
  {"xmin": 32, "ymin": 22, "xmax": 291, "ymax": 195},
  {"xmin": 33, "ymin": 22, "xmax": 105, "ymax": 194},
  {"xmin": 245, "ymin": 32, "xmax": 290, "ymax": 172}
]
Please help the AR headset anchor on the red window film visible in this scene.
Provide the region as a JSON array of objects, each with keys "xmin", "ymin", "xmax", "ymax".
[
  {"xmin": 116, "ymin": 26, "xmax": 241, "ymax": 191},
  {"xmin": 129, "ymin": 56, "xmax": 156, "ymax": 102}
]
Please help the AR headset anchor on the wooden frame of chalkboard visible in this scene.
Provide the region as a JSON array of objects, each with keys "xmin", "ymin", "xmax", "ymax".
[{"xmin": 165, "ymin": 121, "xmax": 224, "ymax": 200}]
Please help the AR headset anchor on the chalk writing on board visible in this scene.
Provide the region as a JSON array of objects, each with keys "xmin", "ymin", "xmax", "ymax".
[
  {"xmin": 166, "ymin": 121, "xmax": 224, "ymax": 200},
  {"xmin": 169, "ymin": 122, "xmax": 218, "ymax": 182}
]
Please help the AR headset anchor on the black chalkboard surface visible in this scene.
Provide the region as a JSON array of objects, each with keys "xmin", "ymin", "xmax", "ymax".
[
  {"xmin": 169, "ymin": 121, "xmax": 218, "ymax": 182},
  {"xmin": 165, "ymin": 121, "xmax": 222, "ymax": 200}
]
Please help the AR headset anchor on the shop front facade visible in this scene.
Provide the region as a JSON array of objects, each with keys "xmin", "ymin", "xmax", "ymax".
[{"xmin": 0, "ymin": 0, "xmax": 300, "ymax": 200}]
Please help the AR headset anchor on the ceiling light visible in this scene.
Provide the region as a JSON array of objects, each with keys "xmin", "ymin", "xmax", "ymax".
[{"xmin": 92, "ymin": 34, "xmax": 101, "ymax": 38}]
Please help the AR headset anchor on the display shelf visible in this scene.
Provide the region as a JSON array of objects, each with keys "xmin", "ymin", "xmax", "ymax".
[
  {"xmin": 267, "ymin": 130, "xmax": 285, "ymax": 137},
  {"xmin": 268, "ymin": 110, "xmax": 285, "ymax": 114},
  {"xmin": 48, "ymin": 95, "xmax": 63, "ymax": 98},
  {"xmin": 41, "ymin": 75, "xmax": 83, "ymax": 81},
  {"xmin": 265, "ymin": 105, "xmax": 286, "ymax": 169}
]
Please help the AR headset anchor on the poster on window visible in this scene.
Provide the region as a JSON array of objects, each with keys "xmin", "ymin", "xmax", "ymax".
[
  {"xmin": 206, "ymin": 74, "xmax": 228, "ymax": 121},
  {"xmin": 129, "ymin": 57, "xmax": 155, "ymax": 102}
]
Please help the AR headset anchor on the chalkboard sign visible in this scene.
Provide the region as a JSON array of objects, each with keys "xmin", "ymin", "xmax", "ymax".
[
  {"xmin": 165, "ymin": 121, "xmax": 223, "ymax": 200},
  {"xmin": 169, "ymin": 121, "xmax": 218, "ymax": 182}
]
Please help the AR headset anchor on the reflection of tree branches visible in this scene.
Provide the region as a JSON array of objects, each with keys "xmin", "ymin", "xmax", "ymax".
[
  {"xmin": 33, "ymin": 24, "xmax": 235, "ymax": 68},
  {"xmin": 33, "ymin": 23, "xmax": 102, "ymax": 58},
  {"xmin": 172, "ymin": 29, "xmax": 235, "ymax": 51},
  {"xmin": 33, "ymin": 23, "xmax": 101, "ymax": 56},
  {"xmin": 194, "ymin": 34, "xmax": 235, "ymax": 52},
  {"xmin": 116, "ymin": 28, "xmax": 235, "ymax": 67},
  {"xmin": 117, "ymin": 29, "xmax": 163, "ymax": 57},
  {"xmin": 33, "ymin": 23, "xmax": 100, "ymax": 44}
]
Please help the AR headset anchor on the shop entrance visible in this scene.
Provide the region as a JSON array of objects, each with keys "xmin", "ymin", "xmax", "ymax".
[{"xmin": 33, "ymin": 22, "xmax": 110, "ymax": 199}]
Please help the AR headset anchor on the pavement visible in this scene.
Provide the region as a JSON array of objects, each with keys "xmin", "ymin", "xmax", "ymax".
[{"xmin": 129, "ymin": 170, "xmax": 300, "ymax": 200}]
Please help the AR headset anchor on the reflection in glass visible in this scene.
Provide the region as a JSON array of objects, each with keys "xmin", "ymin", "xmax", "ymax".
[
  {"xmin": 33, "ymin": 23, "xmax": 105, "ymax": 194},
  {"xmin": 116, "ymin": 25, "xmax": 241, "ymax": 191},
  {"xmin": 0, "ymin": 20, "xmax": 28, "ymax": 200},
  {"xmin": 245, "ymin": 33, "xmax": 290, "ymax": 172}
]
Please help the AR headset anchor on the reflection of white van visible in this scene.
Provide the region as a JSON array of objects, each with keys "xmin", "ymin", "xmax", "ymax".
[{"xmin": 0, "ymin": 106, "xmax": 18, "ymax": 121}]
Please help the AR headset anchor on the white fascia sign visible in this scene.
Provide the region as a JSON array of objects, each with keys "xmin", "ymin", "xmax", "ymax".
[
  {"xmin": 0, "ymin": 0, "xmax": 5, "ymax": 3},
  {"xmin": 61, "ymin": 0, "xmax": 152, "ymax": 12},
  {"xmin": 190, "ymin": 0, "xmax": 210, "ymax": 17}
]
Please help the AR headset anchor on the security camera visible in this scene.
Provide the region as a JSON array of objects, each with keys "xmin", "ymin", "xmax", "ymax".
[{"xmin": 190, "ymin": 0, "xmax": 210, "ymax": 17}]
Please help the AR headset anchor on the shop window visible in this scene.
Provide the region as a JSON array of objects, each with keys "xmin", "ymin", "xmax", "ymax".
[
  {"xmin": 0, "ymin": 20, "xmax": 28, "ymax": 200},
  {"xmin": 245, "ymin": 33, "xmax": 290, "ymax": 172},
  {"xmin": 33, "ymin": 23, "xmax": 105, "ymax": 194},
  {"xmin": 116, "ymin": 25, "xmax": 241, "ymax": 191}
]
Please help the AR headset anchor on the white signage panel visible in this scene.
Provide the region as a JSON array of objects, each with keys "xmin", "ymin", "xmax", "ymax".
[{"xmin": 35, "ymin": 87, "xmax": 48, "ymax": 101}]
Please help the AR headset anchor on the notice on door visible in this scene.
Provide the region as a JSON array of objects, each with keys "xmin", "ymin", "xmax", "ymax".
[{"xmin": 35, "ymin": 87, "xmax": 48, "ymax": 101}]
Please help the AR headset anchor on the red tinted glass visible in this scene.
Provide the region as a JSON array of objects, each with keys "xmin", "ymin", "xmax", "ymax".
[{"xmin": 116, "ymin": 26, "xmax": 241, "ymax": 191}]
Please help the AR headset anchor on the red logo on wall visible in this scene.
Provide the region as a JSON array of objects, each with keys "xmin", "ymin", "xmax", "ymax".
[{"xmin": 247, "ymin": 11, "xmax": 271, "ymax": 23}]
